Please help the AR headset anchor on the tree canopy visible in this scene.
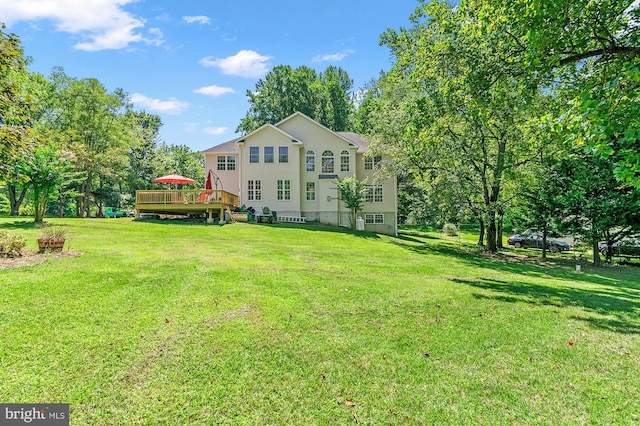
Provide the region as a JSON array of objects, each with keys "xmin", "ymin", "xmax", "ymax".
[
  {"xmin": 237, "ymin": 65, "xmax": 354, "ymax": 134},
  {"xmin": 0, "ymin": 24, "xmax": 34, "ymax": 180}
]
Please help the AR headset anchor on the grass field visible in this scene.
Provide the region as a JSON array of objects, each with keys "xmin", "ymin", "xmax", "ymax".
[{"xmin": 1, "ymin": 217, "xmax": 639, "ymax": 425}]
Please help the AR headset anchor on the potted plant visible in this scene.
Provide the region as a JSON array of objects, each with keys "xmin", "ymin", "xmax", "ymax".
[{"xmin": 37, "ymin": 227, "xmax": 67, "ymax": 253}]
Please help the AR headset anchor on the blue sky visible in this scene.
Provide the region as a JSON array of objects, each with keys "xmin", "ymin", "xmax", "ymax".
[{"xmin": 0, "ymin": 0, "xmax": 420, "ymax": 152}]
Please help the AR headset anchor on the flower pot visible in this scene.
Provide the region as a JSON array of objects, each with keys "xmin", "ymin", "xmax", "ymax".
[{"xmin": 38, "ymin": 238, "xmax": 65, "ymax": 253}]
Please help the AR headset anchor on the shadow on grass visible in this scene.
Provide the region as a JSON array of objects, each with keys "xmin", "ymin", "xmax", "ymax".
[
  {"xmin": 393, "ymin": 235, "xmax": 640, "ymax": 289},
  {"xmin": 134, "ymin": 218, "xmax": 381, "ymax": 239},
  {"xmin": 391, "ymin": 235, "xmax": 640, "ymax": 334},
  {"xmin": 453, "ymin": 277, "xmax": 640, "ymax": 334},
  {"xmin": 0, "ymin": 219, "xmax": 72, "ymax": 231},
  {"xmin": 247, "ymin": 221, "xmax": 382, "ymax": 240},
  {"xmin": 0, "ymin": 220, "xmax": 38, "ymax": 230}
]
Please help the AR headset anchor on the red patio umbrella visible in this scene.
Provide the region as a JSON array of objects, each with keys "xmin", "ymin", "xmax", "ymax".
[
  {"xmin": 200, "ymin": 171, "xmax": 213, "ymax": 201},
  {"xmin": 153, "ymin": 174, "xmax": 196, "ymax": 185}
]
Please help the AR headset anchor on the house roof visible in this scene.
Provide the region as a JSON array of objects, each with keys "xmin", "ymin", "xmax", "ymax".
[
  {"xmin": 201, "ymin": 112, "xmax": 371, "ymax": 154},
  {"xmin": 236, "ymin": 123, "xmax": 301, "ymax": 145},
  {"xmin": 337, "ymin": 132, "xmax": 369, "ymax": 153},
  {"xmin": 200, "ymin": 138, "xmax": 240, "ymax": 155}
]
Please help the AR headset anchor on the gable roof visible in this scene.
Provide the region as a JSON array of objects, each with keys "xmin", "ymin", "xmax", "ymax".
[
  {"xmin": 276, "ymin": 111, "xmax": 360, "ymax": 150},
  {"xmin": 201, "ymin": 112, "xmax": 371, "ymax": 154},
  {"xmin": 235, "ymin": 122, "xmax": 301, "ymax": 145}
]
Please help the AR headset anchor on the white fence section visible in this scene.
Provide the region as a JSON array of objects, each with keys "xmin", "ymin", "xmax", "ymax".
[{"xmin": 277, "ymin": 216, "xmax": 306, "ymax": 223}]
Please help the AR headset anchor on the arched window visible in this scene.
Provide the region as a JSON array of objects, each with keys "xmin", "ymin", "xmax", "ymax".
[
  {"xmin": 306, "ymin": 150, "xmax": 315, "ymax": 172},
  {"xmin": 340, "ymin": 150, "xmax": 350, "ymax": 172},
  {"xmin": 322, "ymin": 150, "xmax": 334, "ymax": 173}
]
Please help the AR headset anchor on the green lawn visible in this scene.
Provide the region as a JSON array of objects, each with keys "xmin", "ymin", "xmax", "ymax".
[{"xmin": 1, "ymin": 217, "xmax": 639, "ymax": 425}]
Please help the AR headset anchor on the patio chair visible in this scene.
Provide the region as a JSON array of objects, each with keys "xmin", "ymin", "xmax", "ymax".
[{"xmin": 260, "ymin": 206, "xmax": 274, "ymax": 223}]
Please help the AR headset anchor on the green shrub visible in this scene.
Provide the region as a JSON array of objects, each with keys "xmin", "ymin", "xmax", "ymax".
[
  {"xmin": 19, "ymin": 204, "xmax": 35, "ymax": 216},
  {"xmin": 0, "ymin": 230, "xmax": 27, "ymax": 258},
  {"xmin": 442, "ymin": 223, "xmax": 458, "ymax": 236},
  {"xmin": 0, "ymin": 193, "xmax": 9, "ymax": 214}
]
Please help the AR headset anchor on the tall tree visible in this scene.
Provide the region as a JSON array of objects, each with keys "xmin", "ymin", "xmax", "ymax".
[
  {"xmin": 156, "ymin": 143, "xmax": 204, "ymax": 186},
  {"xmin": 373, "ymin": 1, "xmax": 545, "ymax": 252},
  {"xmin": 5, "ymin": 71, "xmax": 60, "ymax": 216},
  {"xmin": 50, "ymin": 68, "xmax": 131, "ymax": 217},
  {"xmin": 316, "ymin": 66, "xmax": 354, "ymax": 131},
  {"xmin": 237, "ymin": 65, "xmax": 354, "ymax": 134},
  {"xmin": 16, "ymin": 146, "xmax": 82, "ymax": 223},
  {"xmin": 468, "ymin": 0, "xmax": 640, "ymax": 187},
  {"xmin": 554, "ymin": 149, "xmax": 640, "ymax": 265},
  {"xmin": 0, "ymin": 24, "xmax": 34, "ymax": 181},
  {"xmin": 126, "ymin": 111, "xmax": 164, "ymax": 191}
]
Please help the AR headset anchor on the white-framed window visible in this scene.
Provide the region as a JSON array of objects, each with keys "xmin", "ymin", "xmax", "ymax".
[
  {"xmin": 217, "ymin": 155, "xmax": 236, "ymax": 170},
  {"xmin": 340, "ymin": 150, "xmax": 350, "ymax": 172},
  {"xmin": 306, "ymin": 150, "xmax": 315, "ymax": 172},
  {"xmin": 249, "ymin": 147, "xmax": 259, "ymax": 163},
  {"xmin": 364, "ymin": 155, "xmax": 382, "ymax": 170},
  {"xmin": 365, "ymin": 213, "xmax": 385, "ymax": 224},
  {"xmin": 277, "ymin": 180, "xmax": 291, "ymax": 200},
  {"xmin": 279, "ymin": 146, "xmax": 289, "ymax": 163},
  {"xmin": 306, "ymin": 182, "xmax": 315, "ymax": 201},
  {"xmin": 227, "ymin": 155, "xmax": 236, "ymax": 170},
  {"xmin": 365, "ymin": 185, "xmax": 383, "ymax": 203},
  {"xmin": 322, "ymin": 150, "xmax": 334, "ymax": 173},
  {"xmin": 264, "ymin": 146, "xmax": 274, "ymax": 163},
  {"xmin": 248, "ymin": 180, "xmax": 262, "ymax": 201}
]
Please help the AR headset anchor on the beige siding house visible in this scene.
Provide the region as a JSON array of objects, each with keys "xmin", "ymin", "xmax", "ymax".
[{"xmin": 201, "ymin": 112, "xmax": 397, "ymax": 235}]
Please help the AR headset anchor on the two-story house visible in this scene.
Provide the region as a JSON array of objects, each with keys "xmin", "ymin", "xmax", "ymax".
[{"xmin": 201, "ymin": 112, "xmax": 397, "ymax": 235}]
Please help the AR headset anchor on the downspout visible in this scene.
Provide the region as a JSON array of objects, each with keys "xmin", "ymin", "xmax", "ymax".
[{"xmin": 393, "ymin": 174, "xmax": 398, "ymax": 236}]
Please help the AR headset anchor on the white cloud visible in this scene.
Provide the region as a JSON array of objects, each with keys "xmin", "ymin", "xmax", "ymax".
[
  {"xmin": 129, "ymin": 93, "xmax": 189, "ymax": 115},
  {"xmin": 199, "ymin": 50, "xmax": 272, "ymax": 78},
  {"xmin": 183, "ymin": 15, "xmax": 210, "ymax": 24},
  {"xmin": 0, "ymin": 0, "xmax": 163, "ymax": 51},
  {"xmin": 193, "ymin": 85, "xmax": 235, "ymax": 96},
  {"xmin": 203, "ymin": 127, "xmax": 228, "ymax": 136},
  {"xmin": 312, "ymin": 49, "xmax": 355, "ymax": 63}
]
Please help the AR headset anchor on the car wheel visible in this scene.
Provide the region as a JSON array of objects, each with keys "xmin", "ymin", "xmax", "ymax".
[
  {"xmin": 550, "ymin": 245, "xmax": 559, "ymax": 253},
  {"xmin": 514, "ymin": 242, "xmax": 522, "ymax": 248}
]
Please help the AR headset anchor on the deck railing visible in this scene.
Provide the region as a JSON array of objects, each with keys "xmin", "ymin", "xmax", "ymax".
[{"xmin": 136, "ymin": 190, "xmax": 238, "ymax": 207}]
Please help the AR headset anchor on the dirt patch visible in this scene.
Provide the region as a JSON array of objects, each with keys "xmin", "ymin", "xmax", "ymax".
[{"xmin": 0, "ymin": 250, "xmax": 83, "ymax": 269}]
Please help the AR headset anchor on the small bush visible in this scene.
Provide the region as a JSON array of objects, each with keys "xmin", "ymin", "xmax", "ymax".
[
  {"xmin": 39, "ymin": 227, "xmax": 67, "ymax": 242},
  {"xmin": 0, "ymin": 193, "xmax": 9, "ymax": 214},
  {"xmin": 19, "ymin": 204, "xmax": 35, "ymax": 216},
  {"xmin": 442, "ymin": 223, "xmax": 458, "ymax": 236},
  {"xmin": 0, "ymin": 230, "xmax": 27, "ymax": 258}
]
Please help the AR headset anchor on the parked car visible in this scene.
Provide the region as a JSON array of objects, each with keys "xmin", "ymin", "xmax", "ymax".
[
  {"xmin": 507, "ymin": 229, "xmax": 570, "ymax": 253},
  {"xmin": 598, "ymin": 237, "xmax": 640, "ymax": 257},
  {"xmin": 104, "ymin": 207, "xmax": 126, "ymax": 218}
]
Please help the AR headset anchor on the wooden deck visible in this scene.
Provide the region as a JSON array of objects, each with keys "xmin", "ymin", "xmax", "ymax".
[{"xmin": 135, "ymin": 190, "xmax": 239, "ymax": 220}]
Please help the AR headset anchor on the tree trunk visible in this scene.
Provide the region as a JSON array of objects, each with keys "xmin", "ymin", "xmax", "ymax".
[
  {"xmin": 80, "ymin": 171, "xmax": 92, "ymax": 218},
  {"xmin": 486, "ymin": 209, "xmax": 498, "ymax": 253},
  {"xmin": 7, "ymin": 184, "xmax": 27, "ymax": 216},
  {"xmin": 478, "ymin": 217, "xmax": 485, "ymax": 246},
  {"xmin": 592, "ymin": 240, "xmax": 601, "ymax": 266},
  {"xmin": 541, "ymin": 222, "xmax": 547, "ymax": 259},
  {"xmin": 58, "ymin": 194, "xmax": 65, "ymax": 218},
  {"xmin": 481, "ymin": 139, "xmax": 507, "ymax": 254},
  {"xmin": 34, "ymin": 187, "xmax": 43, "ymax": 223},
  {"xmin": 496, "ymin": 211, "xmax": 504, "ymax": 249}
]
